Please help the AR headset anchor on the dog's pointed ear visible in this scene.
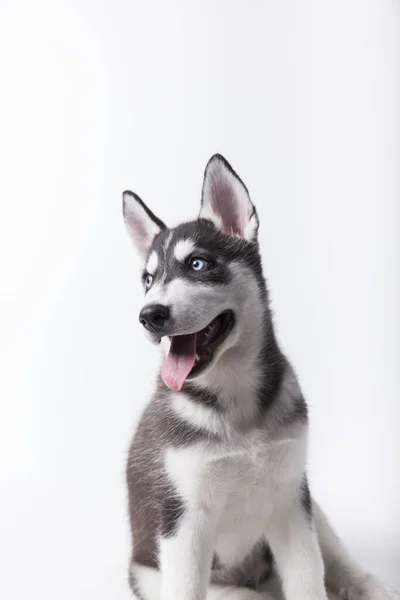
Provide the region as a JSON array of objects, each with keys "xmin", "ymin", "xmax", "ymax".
[
  {"xmin": 199, "ymin": 154, "xmax": 259, "ymax": 242},
  {"xmin": 122, "ymin": 191, "xmax": 166, "ymax": 262}
]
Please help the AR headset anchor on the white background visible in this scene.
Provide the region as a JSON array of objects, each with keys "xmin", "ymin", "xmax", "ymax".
[{"xmin": 0, "ymin": 1, "xmax": 399, "ymax": 599}]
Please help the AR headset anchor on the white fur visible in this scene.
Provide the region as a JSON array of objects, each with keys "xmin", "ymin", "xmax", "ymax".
[
  {"xmin": 170, "ymin": 392, "xmax": 226, "ymax": 436},
  {"xmin": 267, "ymin": 505, "xmax": 326, "ymax": 600},
  {"xmin": 132, "ymin": 564, "xmax": 162, "ymax": 600},
  {"xmin": 160, "ymin": 515, "xmax": 215, "ymax": 600},
  {"xmin": 146, "ymin": 251, "xmax": 158, "ymax": 274},
  {"xmin": 173, "ymin": 238, "xmax": 195, "ymax": 262},
  {"xmin": 160, "ymin": 428, "xmax": 329, "ymax": 600},
  {"xmin": 132, "ymin": 564, "xmax": 271, "ymax": 600},
  {"xmin": 161, "ymin": 447, "xmax": 224, "ymax": 600},
  {"xmin": 243, "ymin": 214, "xmax": 258, "ymax": 243}
]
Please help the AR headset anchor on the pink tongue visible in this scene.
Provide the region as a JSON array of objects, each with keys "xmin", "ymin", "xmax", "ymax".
[{"xmin": 161, "ymin": 334, "xmax": 197, "ymax": 391}]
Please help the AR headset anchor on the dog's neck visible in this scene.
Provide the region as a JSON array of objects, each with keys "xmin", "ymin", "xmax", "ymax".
[{"xmin": 187, "ymin": 302, "xmax": 284, "ymax": 428}]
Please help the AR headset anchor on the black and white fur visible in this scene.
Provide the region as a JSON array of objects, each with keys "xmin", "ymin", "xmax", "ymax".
[{"xmin": 122, "ymin": 155, "xmax": 399, "ymax": 600}]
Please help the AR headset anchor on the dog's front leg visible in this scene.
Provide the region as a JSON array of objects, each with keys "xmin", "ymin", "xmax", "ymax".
[
  {"xmin": 159, "ymin": 500, "xmax": 217, "ymax": 600},
  {"xmin": 267, "ymin": 497, "xmax": 328, "ymax": 600}
]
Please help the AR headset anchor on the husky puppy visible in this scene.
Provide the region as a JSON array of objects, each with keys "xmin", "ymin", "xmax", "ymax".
[{"xmin": 122, "ymin": 155, "xmax": 399, "ymax": 600}]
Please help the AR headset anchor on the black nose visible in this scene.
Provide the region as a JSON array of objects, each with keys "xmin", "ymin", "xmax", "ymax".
[{"xmin": 139, "ymin": 304, "xmax": 170, "ymax": 333}]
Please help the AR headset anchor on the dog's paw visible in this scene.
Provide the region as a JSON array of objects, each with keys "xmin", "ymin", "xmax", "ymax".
[{"xmin": 339, "ymin": 576, "xmax": 400, "ymax": 600}]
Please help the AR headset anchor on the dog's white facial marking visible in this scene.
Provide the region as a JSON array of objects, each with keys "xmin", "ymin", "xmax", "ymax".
[
  {"xmin": 173, "ymin": 239, "xmax": 195, "ymax": 262},
  {"xmin": 146, "ymin": 251, "xmax": 158, "ymax": 274}
]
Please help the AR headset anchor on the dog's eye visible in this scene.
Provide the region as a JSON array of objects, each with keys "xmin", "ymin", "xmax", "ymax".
[
  {"xmin": 144, "ymin": 273, "xmax": 153, "ymax": 290},
  {"xmin": 189, "ymin": 257, "xmax": 208, "ymax": 271}
]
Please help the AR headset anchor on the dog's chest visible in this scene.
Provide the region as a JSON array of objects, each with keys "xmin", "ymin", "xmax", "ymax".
[
  {"xmin": 166, "ymin": 437, "xmax": 299, "ymax": 567},
  {"xmin": 212, "ymin": 450, "xmax": 278, "ymax": 565}
]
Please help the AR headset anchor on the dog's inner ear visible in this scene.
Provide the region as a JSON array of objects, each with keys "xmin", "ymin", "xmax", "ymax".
[
  {"xmin": 199, "ymin": 154, "xmax": 259, "ymax": 241},
  {"xmin": 123, "ymin": 191, "xmax": 166, "ymax": 262}
]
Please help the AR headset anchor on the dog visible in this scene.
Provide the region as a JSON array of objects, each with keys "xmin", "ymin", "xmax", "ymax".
[{"xmin": 122, "ymin": 154, "xmax": 399, "ymax": 600}]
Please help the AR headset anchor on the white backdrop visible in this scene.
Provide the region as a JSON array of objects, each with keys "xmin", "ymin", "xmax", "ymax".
[{"xmin": 0, "ymin": 1, "xmax": 399, "ymax": 599}]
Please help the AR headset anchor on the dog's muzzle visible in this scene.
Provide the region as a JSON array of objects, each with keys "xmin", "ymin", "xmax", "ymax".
[{"xmin": 139, "ymin": 304, "xmax": 170, "ymax": 334}]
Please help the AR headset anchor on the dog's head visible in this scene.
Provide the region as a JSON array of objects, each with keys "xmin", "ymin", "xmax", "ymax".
[{"xmin": 123, "ymin": 155, "xmax": 267, "ymax": 391}]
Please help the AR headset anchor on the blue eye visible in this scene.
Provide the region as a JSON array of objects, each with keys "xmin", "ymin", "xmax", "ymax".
[
  {"xmin": 190, "ymin": 257, "xmax": 208, "ymax": 271},
  {"xmin": 144, "ymin": 273, "xmax": 153, "ymax": 290}
]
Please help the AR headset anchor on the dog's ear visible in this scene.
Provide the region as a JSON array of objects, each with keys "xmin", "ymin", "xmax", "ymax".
[
  {"xmin": 199, "ymin": 154, "xmax": 259, "ymax": 242},
  {"xmin": 123, "ymin": 191, "xmax": 166, "ymax": 262}
]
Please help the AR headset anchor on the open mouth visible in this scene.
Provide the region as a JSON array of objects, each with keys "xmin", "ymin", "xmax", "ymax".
[{"xmin": 161, "ymin": 310, "xmax": 235, "ymax": 391}]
